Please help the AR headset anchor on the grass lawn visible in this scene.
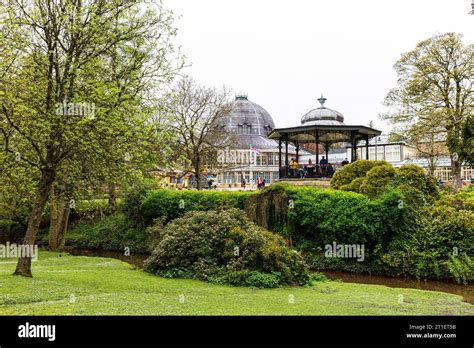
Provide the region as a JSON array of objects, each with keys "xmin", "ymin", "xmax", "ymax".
[{"xmin": 0, "ymin": 251, "xmax": 472, "ymax": 315}]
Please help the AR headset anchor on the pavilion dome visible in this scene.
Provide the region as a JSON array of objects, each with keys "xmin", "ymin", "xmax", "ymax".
[
  {"xmin": 228, "ymin": 95, "xmax": 275, "ymax": 135},
  {"xmin": 226, "ymin": 95, "xmax": 278, "ymax": 148},
  {"xmin": 301, "ymin": 95, "xmax": 345, "ymax": 126}
]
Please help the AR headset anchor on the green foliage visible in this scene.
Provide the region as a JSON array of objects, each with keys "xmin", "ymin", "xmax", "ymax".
[
  {"xmin": 437, "ymin": 186, "xmax": 474, "ymax": 212},
  {"xmin": 394, "ymin": 165, "xmax": 439, "ymax": 202},
  {"xmin": 333, "ymin": 162, "xmax": 439, "ymax": 207},
  {"xmin": 139, "ymin": 189, "xmax": 254, "ymax": 224},
  {"xmin": 121, "ymin": 179, "xmax": 161, "ymax": 226},
  {"xmin": 218, "ymin": 270, "xmax": 281, "ymax": 288},
  {"xmin": 378, "ymin": 206, "xmax": 474, "ymax": 283},
  {"xmin": 144, "ymin": 208, "xmax": 310, "ymax": 287},
  {"xmin": 445, "ymin": 254, "xmax": 474, "ymax": 285},
  {"xmin": 0, "ymin": 219, "xmax": 24, "ymax": 243},
  {"xmin": 339, "ymin": 177, "xmax": 365, "ymax": 193},
  {"xmin": 284, "ymin": 186, "xmax": 405, "ymax": 249},
  {"xmin": 67, "ymin": 213, "xmax": 153, "ymax": 254},
  {"xmin": 359, "ymin": 165, "xmax": 396, "ymax": 198},
  {"xmin": 330, "ymin": 160, "xmax": 389, "ymax": 189}
]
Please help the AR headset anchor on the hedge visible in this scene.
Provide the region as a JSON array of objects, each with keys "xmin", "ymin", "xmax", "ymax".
[{"xmin": 130, "ymin": 189, "xmax": 254, "ymax": 225}]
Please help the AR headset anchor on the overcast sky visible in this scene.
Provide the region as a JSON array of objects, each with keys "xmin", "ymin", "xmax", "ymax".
[{"xmin": 164, "ymin": 0, "xmax": 473, "ymax": 133}]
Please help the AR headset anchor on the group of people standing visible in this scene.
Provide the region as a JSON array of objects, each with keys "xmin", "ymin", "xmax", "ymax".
[
  {"xmin": 241, "ymin": 177, "xmax": 266, "ymax": 189},
  {"xmin": 287, "ymin": 156, "xmax": 349, "ymax": 178}
]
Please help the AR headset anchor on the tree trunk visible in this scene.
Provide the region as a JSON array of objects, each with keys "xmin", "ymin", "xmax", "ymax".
[
  {"xmin": 108, "ymin": 182, "xmax": 117, "ymax": 212},
  {"xmin": 428, "ymin": 157, "xmax": 436, "ymax": 176},
  {"xmin": 195, "ymin": 157, "xmax": 202, "ymax": 190},
  {"xmin": 58, "ymin": 204, "xmax": 70, "ymax": 251},
  {"xmin": 14, "ymin": 168, "xmax": 56, "ymax": 277},
  {"xmin": 48, "ymin": 185, "xmax": 59, "ymax": 251},
  {"xmin": 451, "ymin": 157, "xmax": 463, "ymax": 190}
]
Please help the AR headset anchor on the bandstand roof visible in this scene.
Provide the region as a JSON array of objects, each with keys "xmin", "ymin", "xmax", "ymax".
[
  {"xmin": 268, "ymin": 96, "xmax": 382, "ymax": 144},
  {"xmin": 268, "ymin": 124, "xmax": 382, "ymax": 144}
]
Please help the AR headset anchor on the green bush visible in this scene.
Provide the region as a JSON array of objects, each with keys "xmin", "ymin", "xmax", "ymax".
[
  {"xmin": 285, "ymin": 186, "xmax": 405, "ymax": 249},
  {"xmin": 437, "ymin": 186, "xmax": 474, "ymax": 212},
  {"xmin": 339, "ymin": 177, "xmax": 365, "ymax": 193},
  {"xmin": 394, "ymin": 165, "xmax": 439, "ymax": 203},
  {"xmin": 332, "ymin": 162, "xmax": 439, "ymax": 205},
  {"xmin": 220, "ymin": 270, "xmax": 281, "ymax": 288},
  {"xmin": 66, "ymin": 213, "xmax": 153, "ymax": 254},
  {"xmin": 144, "ymin": 208, "xmax": 310, "ymax": 287},
  {"xmin": 331, "ymin": 160, "xmax": 388, "ymax": 189},
  {"xmin": 0, "ymin": 219, "xmax": 24, "ymax": 243},
  {"xmin": 379, "ymin": 205, "xmax": 474, "ymax": 283},
  {"xmin": 139, "ymin": 189, "xmax": 253, "ymax": 224},
  {"xmin": 359, "ymin": 165, "xmax": 396, "ymax": 198}
]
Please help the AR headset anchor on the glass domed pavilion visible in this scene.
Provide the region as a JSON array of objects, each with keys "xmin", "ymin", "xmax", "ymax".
[{"xmin": 217, "ymin": 95, "xmax": 298, "ymax": 186}]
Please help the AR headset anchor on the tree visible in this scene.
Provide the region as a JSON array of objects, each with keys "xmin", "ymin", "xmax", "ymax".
[
  {"xmin": 406, "ymin": 114, "xmax": 449, "ymax": 176},
  {"xmin": 382, "ymin": 33, "xmax": 473, "ymax": 189},
  {"xmin": 0, "ymin": 0, "xmax": 181, "ymax": 276},
  {"xmin": 160, "ymin": 76, "xmax": 235, "ymax": 189}
]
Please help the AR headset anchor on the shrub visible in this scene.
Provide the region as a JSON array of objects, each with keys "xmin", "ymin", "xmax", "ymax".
[
  {"xmin": 394, "ymin": 165, "xmax": 439, "ymax": 203},
  {"xmin": 0, "ymin": 219, "xmax": 24, "ymax": 243},
  {"xmin": 330, "ymin": 160, "xmax": 388, "ymax": 189},
  {"xmin": 66, "ymin": 213, "xmax": 154, "ymax": 254},
  {"xmin": 144, "ymin": 208, "xmax": 310, "ymax": 287},
  {"xmin": 437, "ymin": 186, "xmax": 474, "ymax": 212},
  {"xmin": 379, "ymin": 205, "xmax": 474, "ymax": 283},
  {"xmin": 339, "ymin": 177, "xmax": 365, "ymax": 193},
  {"xmin": 139, "ymin": 189, "xmax": 253, "ymax": 224},
  {"xmin": 359, "ymin": 165, "xmax": 396, "ymax": 198},
  {"xmin": 286, "ymin": 186, "xmax": 405, "ymax": 249}
]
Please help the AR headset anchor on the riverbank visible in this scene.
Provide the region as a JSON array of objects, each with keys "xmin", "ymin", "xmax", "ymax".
[
  {"xmin": 66, "ymin": 248, "xmax": 474, "ymax": 304},
  {"xmin": 0, "ymin": 251, "xmax": 472, "ymax": 315}
]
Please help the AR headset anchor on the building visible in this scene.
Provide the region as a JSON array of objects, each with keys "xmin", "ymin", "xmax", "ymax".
[
  {"xmin": 217, "ymin": 95, "xmax": 298, "ymax": 186},
  {"xmin": 349, "ymin": 134, "xmax": 473, "ymax": 182}
]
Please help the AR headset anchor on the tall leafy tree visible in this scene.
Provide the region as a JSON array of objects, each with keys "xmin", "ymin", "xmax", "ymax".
[
  {"xmin": 382, "ymin": 33, "xmax": 473, "ymax": 189},
  {"xmin": 0, "ymin": 0, "xmax": 181, "ymax": 276}
]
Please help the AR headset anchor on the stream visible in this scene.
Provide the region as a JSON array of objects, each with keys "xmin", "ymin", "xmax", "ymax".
[{"xmin": 65, "ymin": 248, "xmax": 474, "ymax": 305}]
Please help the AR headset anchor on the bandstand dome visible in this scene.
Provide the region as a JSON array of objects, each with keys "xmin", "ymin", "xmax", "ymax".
[{"xmin": 301, "ymin": 95, "xmax": 345, "ymax": 126}]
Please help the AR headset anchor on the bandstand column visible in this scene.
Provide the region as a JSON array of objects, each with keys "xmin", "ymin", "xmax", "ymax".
[
  {"xmin": 278, "ymin": 139, "xmax": 282, "ymax": 178},
  {"xmin": 325, "ymin": 141, "xmax": 329, "ymax": 163},
  {"xmin": 315, "ymin": 130, "xmax": 320, "ymax": 166},
  {"xmin": 365, "ymin": 134, "xmax": 369, "ymax": 160},
  {"xmin": 296, "ymin": 142, "xmax": 299, "ymax": 163}
]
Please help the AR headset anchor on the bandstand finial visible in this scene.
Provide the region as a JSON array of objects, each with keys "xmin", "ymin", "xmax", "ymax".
[{"xmin": 318, "ymin": 94, "xmax": 327, "ymax": 107}]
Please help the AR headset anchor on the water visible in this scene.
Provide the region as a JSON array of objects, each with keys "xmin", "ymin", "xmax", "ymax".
[
  {"xmin": 324, "ymin": 271, "xmax": 473, "ymax": 305},
  {"xmin": 65, "ymin": 248, "xmax": 473, "ymax": 304}
]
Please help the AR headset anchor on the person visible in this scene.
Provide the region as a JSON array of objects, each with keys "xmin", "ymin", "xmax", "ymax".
[
  {"xmin": 319, "ymin": 156, "xmax": 328, "ymax": 176},
  {"xmin": 341, "ymin": 158, "xmax": 349, "ymax": 166},
  {"xmin": 262, "ymin": 178, "xmax": 266, "ymax": 188},
  {"xmin": 207, "ymin": 178, "xmax": 214, "ymax": 190},
  {"xmin": 289, "ymin": 158, "xmax": 298, "ymax": 177},
  {"xmin": 241, "ymin": 178, "xmax": 246, "ymax": 189},
  {"xmin": 437, "ymin": 178, "xmax": 443, "ymax": 188},
  {"xmin": 305, "ymin": 159, "xmax": 314, "ymax": 177},
  {"xmin": 257, "ymin": 177, "xmax": 263, "ymax": 189}
]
